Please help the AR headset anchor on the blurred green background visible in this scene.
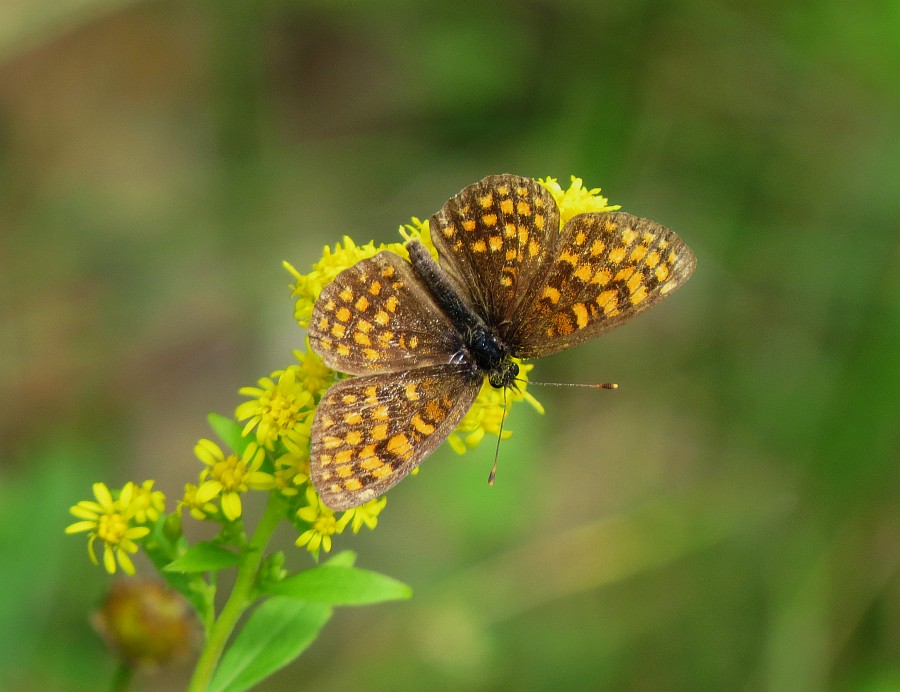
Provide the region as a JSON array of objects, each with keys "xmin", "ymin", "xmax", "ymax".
[{"xmin": 2, "ymin": 0, "xmax": 898, "ymax": 690}]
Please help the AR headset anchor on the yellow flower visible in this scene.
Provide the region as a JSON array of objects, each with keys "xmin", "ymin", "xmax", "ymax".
[
  {"xmin": 399, "ymin": 216, "xmax": 435, "ymax": 253},
  {"xmin": 291, "ymin": 345, "xmax": 334, "ymax": 399},
  {"xmin": 193, "ymin": 440, "xmax": 276, "ymax": 521},
  {"xmin": 284, "ymin": 236, "xmax": 408, "ymax": 329},
  {"xmin": 236, "ymin": 366, "xmax": 316, "ymax": 450},
  {"xmin": 273, "ymin": 451, "xmax": 310, "ymax": 497},
  {"xmin": 336, "ymin": 496, "xmax": 387, "ymax": 534},
  {"xmin": 295, "ymin": 486, "xmax": 338, "ymax": 555},
  {"xmin": 178, "ymin": 483, "xmax": 218, "ymax": 521},
  {"xmin": 66, "ymin": 482, "xmax": 151, "ymax": 575},
  {"xmin": 130, "ymin": 480, "xmax": 166, "ymax": 524},
  {"xmin": 538, "ymin": 175, "xmax": 620, "ymax": 225}
]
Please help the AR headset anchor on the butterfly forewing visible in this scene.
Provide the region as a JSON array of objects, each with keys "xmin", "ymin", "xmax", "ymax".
[
  {"xmin": 310, "ymin": 364, "xmax": 481, "ymax": 510},
  {"xmin": 308, "ymin": 250, "xmax": 462, "ymax": 375},
  {"xmin": 429, "ymin": 174, "xmax": 561, "ymax": 329},
  {"xmin": 510, "ymin": 211, "xmax": 697, "ymax": 358}
]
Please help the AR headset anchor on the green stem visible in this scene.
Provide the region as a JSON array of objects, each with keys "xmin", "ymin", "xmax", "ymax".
[{"xmin": 188, "ymin": 493, "xmax": 286, "ymax": 691}]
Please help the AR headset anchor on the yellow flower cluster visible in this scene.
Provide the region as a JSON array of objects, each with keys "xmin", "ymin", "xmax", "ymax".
[
  {"xmin": 66, "ymin": 482, "xmax": 164, "ymax": 574},
  {"xmin": 537, "ymin": 175, "xmax": 620, "ymax": 224}
]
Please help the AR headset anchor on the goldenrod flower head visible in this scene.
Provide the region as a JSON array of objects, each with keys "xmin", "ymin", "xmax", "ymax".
[
  {"xmin": 538, "ymin": 176, "xmax": 620, "ymax": 226},
  {"xmin": 295, "ymin": 486, "xmax": 338, "ymax": 555},
  {"xmin": 291, "ymin": 345, "xmax": 334, "ymax": 399},
  {"xmin": 285, "ymin": 236, "xmax": 407, "ymax": 329},
  {"xmin": 273, "ymin": 450, "xmax": 310, "ymax": 496},
  {"xmin": 336, "ymin": 496, "xmax": 387, "ymax": 534},
  {"xmin": 236, "ymin": 366, "xmax": 316, "ymax": 450},
  {"xmin": 66, "ymin": 482, "xmax": 151, "ymax": 575},
  {"xmin": 399, "ymin": 217, "xmax": 435, "ymax": 253},
  {"xmin": 193, "ymin": 440, "xmax": 276, "ymax": 521},
  {"xmin": 131, "ymin": 480, "xmax": 166, "ymax": 524},
  {"xmin": 179, "ymin": 483, "xmax": 218, "ymax": 521}
]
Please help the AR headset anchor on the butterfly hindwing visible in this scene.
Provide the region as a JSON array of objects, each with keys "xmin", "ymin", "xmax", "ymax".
[
  {"xmin": 308, "ymin": 250, "xmax": 462, "ymax": 375},
  {"xmin": 510, "ymin": 211, "xmax": 697, "ymax": 358},
  {"xmin": 310, "ymin": 364, "xmax": 481, "ymax": 510}
]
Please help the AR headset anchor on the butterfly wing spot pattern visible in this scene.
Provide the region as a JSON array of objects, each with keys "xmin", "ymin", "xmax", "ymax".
[
  {"xmin": 310, "ymin": 366, "xmax": 480, "ymax": 509},
  {"xmin": 308, "ymin": 174, "xmax": 697, "ymax": 510}
]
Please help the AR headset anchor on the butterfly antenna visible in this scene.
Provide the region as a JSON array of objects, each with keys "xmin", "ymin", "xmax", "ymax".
[
  {"xmin": 488, "ymin": 387, "xmax": 508, "ymax": 486},
  {"xmin": 518, "ymin": 379, "xmax": 619, "ymax": 390}
]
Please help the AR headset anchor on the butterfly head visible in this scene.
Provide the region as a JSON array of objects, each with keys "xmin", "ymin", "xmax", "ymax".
[
  {"xmin": 466, "ymin": 323, "xmax": 519, "ymax": 389},
  {"xmin": 487, "ymin": 358, "xmax": 519, "ymax": 390}
]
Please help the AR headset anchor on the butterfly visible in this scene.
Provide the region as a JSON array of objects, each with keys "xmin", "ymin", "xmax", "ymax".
[{"xmin": 306, "ymin": 174, "xmax": 696, "ymax": 510}]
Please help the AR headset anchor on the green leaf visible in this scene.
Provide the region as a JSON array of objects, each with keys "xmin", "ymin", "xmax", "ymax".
[
  {"xmin": 324, "ymin": 550, "xmax": 357, "ymax": 567},
  {"xmin": 265, "ymin": 565, "xmax": 412, "ymax": 606},
  {"xmin": 208, "ymin": 413, "xmax": 249, "ymax": 454},
  {"xmin": 208, "ymin": 597, "xmax": 331, "ymax": 692},
  {"xmin": 163, "ymin": 542, "xmax": 240, "ymax": 573}
]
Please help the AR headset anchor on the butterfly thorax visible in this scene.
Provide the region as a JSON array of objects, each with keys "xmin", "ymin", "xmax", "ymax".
[
  {"xmin": 407, "ymin": 240, "xmax": 519, "ymax": 390},
  {"xmin": 467, "ymin": 324, "xmax": 519, "ymax": 388}
]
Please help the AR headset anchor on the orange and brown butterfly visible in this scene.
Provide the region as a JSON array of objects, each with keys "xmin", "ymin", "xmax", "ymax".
[{"xmin": 307, "ymin": 174, "xmax": 696, "ymax": 510}]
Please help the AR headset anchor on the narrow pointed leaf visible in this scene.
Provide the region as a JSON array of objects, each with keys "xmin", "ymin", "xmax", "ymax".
[
  {"xmin": 265, "ymin": 565, "xmax": 412, "ymax": 605},
  {"xmin": 163, "ymin": 542, "xmax": 239, "ymax": 573},
  {"xmin": 208, "ymin": 597, "xmax": 331, "ymax": 692}
]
